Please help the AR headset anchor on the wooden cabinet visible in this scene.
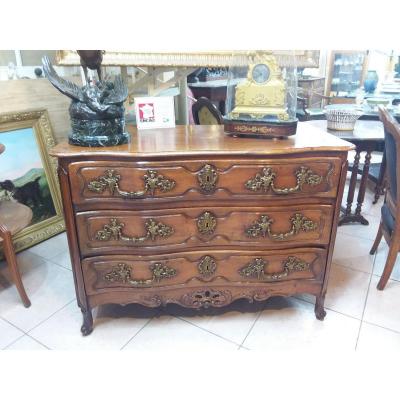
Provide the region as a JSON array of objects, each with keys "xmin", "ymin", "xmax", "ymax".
[
  {"xmin": 298, "ymin": 77, "xmax": 326, "ymax": 108},
  {"xmin": 326, "ymin": 50, "xmax": 369, "ymax": 97},
  {"xmin": 50, "ymin": 124, "xmax": 353, "ymax": 335}
]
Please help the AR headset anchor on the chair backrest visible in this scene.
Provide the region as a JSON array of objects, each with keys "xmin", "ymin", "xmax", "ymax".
[
  {"xmin": 192, "ymin": 97, "xmax": 223, "ymax": 125},
  {"xmin": 379, "ymin": 106, "xmax": 400, "ymax": 214}
]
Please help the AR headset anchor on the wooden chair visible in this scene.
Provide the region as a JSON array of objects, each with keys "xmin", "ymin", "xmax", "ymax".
[
  {"xmin": 0, "ymin": 143, "xmax": 31, "ymax": 307},
  {"xmin": 192, "ymin": 97, "xmax": 223, "ymax": 125},
  {"xmin": 370, "ymin": 106, "xmax": 400, "ymax": 290}
]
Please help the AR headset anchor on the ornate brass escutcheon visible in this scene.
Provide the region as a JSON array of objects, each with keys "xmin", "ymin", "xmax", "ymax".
[
  {"xmin": 197, "ymin": 255, "xmax": 217, "ymax": 277},
  {"xmin": 245, "ymin": 213, "xmax": 318, "ymax": 240},
  {"xmin": 197, "ymin": 164, "xmax": 218, "ymax": 193},
  {"xmin": 95, "ymin": 218, "xmax": 173, "ymax": 243},
  {"xmin": 197, "ymin": 211, "xmax": 217, "ymax": 235},
  {"xmin": 87, "ymin": 169, "xmax": 175, "ymax": 198},
  {"xmin": 239, "ymin": 256, "xmax": 310, "ymax": 281},
  {"xmin": 245, "ymin": 166, "xmax": 323, "ymax": 194},
  {"xmin": 104, "ymin": 262, "xmax": 176, "ymax": 286}
]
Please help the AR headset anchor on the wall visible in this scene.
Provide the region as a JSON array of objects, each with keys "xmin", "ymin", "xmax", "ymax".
[{"xmin": 0, "ymin": 79, "xmax": 74, "ymax": 143}]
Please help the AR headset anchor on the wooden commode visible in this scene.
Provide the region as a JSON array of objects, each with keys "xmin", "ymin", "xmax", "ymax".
[{"xmin": 50, "ymin": 124, "xmax": 353, "ymax": 335}]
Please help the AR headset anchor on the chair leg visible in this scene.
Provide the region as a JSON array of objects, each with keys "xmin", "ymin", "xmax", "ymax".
[
  {"xmin": 377, "ymin": 244, "xmax": 398, "ymax": 291},
  {"xmin": 1, "ymin": 230, "xmax": 31, "ymax": 307},
  {"xmin": 370, "ymin": 221, "xmax": 383, "ymax": 255}
]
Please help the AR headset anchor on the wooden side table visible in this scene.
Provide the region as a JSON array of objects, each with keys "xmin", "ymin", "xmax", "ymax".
[{"xmin": 304, "ymin": 120, "xmax": 384, "ymax": 225}]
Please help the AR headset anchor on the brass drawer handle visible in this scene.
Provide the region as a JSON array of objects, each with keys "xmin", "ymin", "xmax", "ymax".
[
  {"xmin": 87, "ymin": 169, "xmax": 175, "ymax": 198},
  {"xmin": 245, "ymin": 213, "xmax": 317, "ymax": 240},
  {"xmin": 239, "ymin": 256, "xmax": 310, "ymax": 281},
  {"xmin": 197, "ymin": 164, "xmax": 218, "ymax": 193},
  {"xmin": 104, "ymin": 262, "xmax": 176, "ymax": 286},
  {"xmin": 245, "ymin": 166, "xmax": 323, "ymax": 194},
  {"xmin": 95, "ymin": 218, "xmax": 173, "ymax": 242}
]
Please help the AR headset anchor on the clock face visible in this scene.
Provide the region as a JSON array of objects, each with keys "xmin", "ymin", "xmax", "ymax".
[{"xmin": 252, "ymin": 64, "xmax": 270, "ymax": 84}]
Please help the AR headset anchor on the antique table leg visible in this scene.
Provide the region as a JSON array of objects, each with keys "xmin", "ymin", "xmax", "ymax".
[
  {"xmin": 339, "ymin": 150, "xmax": 361, "ymax": 225},
  {"xmin": 81, "ymin": 307, "xmax": 93, "ymax": 336},
  {"xmin": 354, "ymin": 150, "xmax": 372, "ymax": 225}
]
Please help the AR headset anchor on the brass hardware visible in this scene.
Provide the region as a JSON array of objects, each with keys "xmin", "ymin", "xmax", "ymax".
[
  {"xmin": 245, "ymin": 213, "xmax": 317, "ymax": 240},
  {"xmin": 197, "ymin": 164, "xmax": 218, "ymax": 193},
  {"xmin": 87, "ymin": 169, "xmax": 175, "ymax": 198},
  {"xmin": 245, "ymin": 166, "xmax": 323, "ymax": 194},
  {"xmin": 104, "ymin": 262, "xmax": 176, "ymax": 286},
  {"xmin": 239, "ymin": 256, "xmax": 310, "ymax": 281},
  {"xmin": 181, "ymin": 289, "xmax": 232, "ymax": 308},
  {"xmin": 197, "ymin": 211, "xmax": 217, "ymax": 235},
  {"xmin": 95, "ymin": 218, "xmax": 173, "ymax": 242},
  {"xmin": 198, "ymin": 255, "xmax": 217, "ymax": 277}
]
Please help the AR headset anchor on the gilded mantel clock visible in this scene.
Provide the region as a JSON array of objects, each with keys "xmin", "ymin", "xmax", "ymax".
[{"xmin": 224, "ymin": 51, "xmax": 298, "ymax": 138}]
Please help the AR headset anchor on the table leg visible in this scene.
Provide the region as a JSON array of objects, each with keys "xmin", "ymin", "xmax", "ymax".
[
  {"xmin": 339, "ymin": 150, "xmax": 360, "ymax": 225},
  {"xmin": 354, "ymin": 150, "xmax": 372, "ymax": 225}
]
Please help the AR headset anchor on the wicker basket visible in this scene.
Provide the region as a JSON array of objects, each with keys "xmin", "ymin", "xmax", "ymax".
[{"xmin": 324, "ymin": 107, "xmax": 363, "ymax": 131}]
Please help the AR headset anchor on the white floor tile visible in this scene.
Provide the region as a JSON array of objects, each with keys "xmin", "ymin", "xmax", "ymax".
[
  {"xmin": 324, "ymin": 263, "xmax": 371, "ymax": 319},
  {"xmin": 0, "ymin": 259, "xmax": 76, "ymax": 331},
  {"xmin": 338, "ymin": 214, "xmax": 380, "ymax": 241},
  {"xmin": 167, "ymin": 301, "xmax": 262, "ymax": 345},
  {"xmin": 0, "ymin": 318, "xmax": 24, "ymax": 349},
  {"xmin": 49, "ymin": 250, "xmax": 72, "ymax": 270},
  {"xmin": 0, "ymin": 249, "xmax": 45, "ymax": 271},
  {"xmin": 5, "ymin": 334, "xmax": 48, "ymax": 350},
  {"xmin": 333, "ymin": 232, "xmax": 375, "ymax": 274},
  {"xmin": 122, "ymin": 314, "xmax": 239, "ymax": 351},
  {"xmin": 29, "ymin": 302, "xmax": 152, "ymax": 350},
  {"xmin": 357, "ymin": 322, "xmax": 400, "ymax": 353},
  {"xmin": 243, "ymin": 297, "xmax": 360, "ymax": 351},
  {"xmin": 373, "ymin": 242, "xmax": 400, "ymax": 282},
  {"xmin": 28, "ymin": 232, "xmax": 68, "ymax": 260},
  {"xmin": 364, "ymin": 275, "xmax": 400, "ymax": 332}
]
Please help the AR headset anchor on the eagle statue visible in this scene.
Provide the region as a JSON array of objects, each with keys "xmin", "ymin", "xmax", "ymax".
[{"xmin": 42, "ymin": 53, "xmax": 130, "ymax": 147}]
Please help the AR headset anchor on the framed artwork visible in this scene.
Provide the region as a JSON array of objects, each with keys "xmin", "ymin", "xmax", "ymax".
[
  {"xmin": 56, "ymin": 50, "xmax": 320, "ymax": 68},
  {"xmin": 0, "ymin": 109, "xmax": 65, "ymax": 253}
]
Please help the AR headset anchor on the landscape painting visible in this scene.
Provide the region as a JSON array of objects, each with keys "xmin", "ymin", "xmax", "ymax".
[
  {"xmin": 0, "ymin": 110, "xmax": 65, "ymax": 253},
  {"xmin": 0, "ymin": 127, "xmax": 56, "ymax": 225}
]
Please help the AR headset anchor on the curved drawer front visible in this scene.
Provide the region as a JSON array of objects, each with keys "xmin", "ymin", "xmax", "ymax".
[
  {"xmin": 69, "ymin": 158, "xmax": 342, "ymax": 207},
  {"xmin": 82, "ymin": 248, "xmax": 326, "ymax": 294},
  {"xmin": 76, "ymin": 205, "xmax": 333, "ymax": 256}
]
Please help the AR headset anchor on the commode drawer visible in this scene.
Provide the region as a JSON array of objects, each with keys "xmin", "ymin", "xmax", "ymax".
[
  {"xmin": 82, "ymin": 248, "xmax": 327, "ymax": 295},
  {"xmin": 76, "ymin": 205, "xmax": 334, "ymax": 256},
  {"xmin": 68, "ymin": 157, "xmax": 342, "ymax": 208}
]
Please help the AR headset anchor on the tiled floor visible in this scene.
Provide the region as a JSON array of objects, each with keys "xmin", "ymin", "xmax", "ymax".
[{"xmin": 1, "ymin": 183, "xmax": 400, "ymax": 352}]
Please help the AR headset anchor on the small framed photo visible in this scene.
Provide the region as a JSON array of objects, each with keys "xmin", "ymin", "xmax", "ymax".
[
  {"xmin": 134, "ymin": 96, "xmax": 176, "ymax": 130},
  {"xmin": 0, "ymin": 109, "xmax": 65, "ymax": 253}
]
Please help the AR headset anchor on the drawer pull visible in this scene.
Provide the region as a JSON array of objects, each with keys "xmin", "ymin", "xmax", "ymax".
[
  {"xmin": 95, "ymin": 218, "xmax": 174, "ymax": 243},
  {"xmin": 245, "ymin": 166, "xmax": 323, "ymax": 194},
  {"xmin": 198, "ymin": 255, "xmax": 217, "ymax": 277},
  {"xmin": 197, "ymin": 211, "xmax": 217, "ymax": 235},
  {"xmin": 104, "ymin": 262, "xmax": 176, "ymax": 286},
  {"xmin": 239, "ymin": 256, "xmax": 310, "ymax": 281},
  {"xmin": 197, "ymin": 164, "xmax": 218, "ymax": 193},
  {"xmin": 245, "ymin": 213, "xmax": 317, "ymax": 240},
  {"xmin": 87, "ymin": 169, "xmax": 175, "ymax": 198}
]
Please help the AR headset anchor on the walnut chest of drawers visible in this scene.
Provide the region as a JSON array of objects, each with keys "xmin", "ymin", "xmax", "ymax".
[{"xmin": 50, "ymin": 124, "xmax": 353, "ymax": 335}]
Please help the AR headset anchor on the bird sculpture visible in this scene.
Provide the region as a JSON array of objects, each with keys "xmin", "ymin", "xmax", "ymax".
[
  {"xmin": 42, "ymin": 54, "xmax": 129, "ymax": 147},
  {"xmin": 77, "ymin": 50, "xmax": 105, "ymax": 84}
]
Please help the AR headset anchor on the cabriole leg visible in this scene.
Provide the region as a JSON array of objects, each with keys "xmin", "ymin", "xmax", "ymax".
[
  {"xmin": 81, "ymin": 308, "xmax": 93, "ymax": 336},
  {"xmin": 314, "ymin": 293, "xmax": 327, "ymax": 321}
]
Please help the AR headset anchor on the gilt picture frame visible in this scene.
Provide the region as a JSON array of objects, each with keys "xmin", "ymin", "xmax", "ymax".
[
  {"xmin": 0, "ymin": 109, "xmax": 65, "ymax": 254},
  {"xmin": 56, "ymin": 50, "xmax": 320, "ymax": 68}
]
